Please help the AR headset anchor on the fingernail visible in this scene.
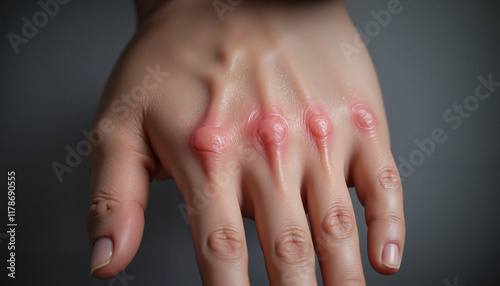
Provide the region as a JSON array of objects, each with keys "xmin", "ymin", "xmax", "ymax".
[
  {"xmin": 382, "ymin": 243, "xmax": 400, "ymax": 269},
  {"xmin": 90, "ymin": 237, "xmax": 113, "ymax": 274}
]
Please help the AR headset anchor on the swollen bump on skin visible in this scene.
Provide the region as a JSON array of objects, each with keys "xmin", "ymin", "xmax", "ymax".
[
  {"xmin": 191, "ymin": 124, "xmax": 227, "ymax": 154},
  {"xmin": 352, "ymin": 104, "xmax": 377, "ymax": 131},
  {"xmin": 308, "ymin": 113, "xmax": 332, "ymax": 139},
  {"xmin": 257, "ymin": 114, "xmax": 288, "ymax": 146}
]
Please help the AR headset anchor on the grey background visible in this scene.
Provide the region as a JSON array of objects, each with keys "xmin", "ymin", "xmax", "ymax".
[{"xmin": 1, "ymin": 0, "xmax": 499, "ymax": 285}]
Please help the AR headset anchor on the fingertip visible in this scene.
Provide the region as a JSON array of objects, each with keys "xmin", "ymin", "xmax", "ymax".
[
  {"xmin": 88, "ymin": 202, "xmax": 145, "ymax": 279},
  {"xmin": 90, "ymin": 237, "xmax": 113, "ymax": 275},
  {"xmin": 367, "ymin": 234, "xmax": 404, "ymax": 275},
  {"xmin": 381, "ymin": 242, "xmax": 401, "ymax": 273},
  {"xmin": 365, "ymin": 211, "xmax": 405, "ymax": 275},
  {"xmin": 351, "ymin": 144, "xmax": 405, "ymax": 276}
]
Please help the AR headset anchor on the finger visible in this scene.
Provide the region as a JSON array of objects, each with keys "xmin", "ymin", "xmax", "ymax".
[
  {"xmin": 306, "ymin": 172, "xmax": 365, "ymax": 285},
  {"xmin": 243, "ymin": 100, "xmax": 317, "ymax": 285},
  {"xmin": 301, "ymin": 104, "xmax": 365, "ymax": 285},
  {"xmin": 353, "ymin": 143, "xmax": 405, "ymax": 275},
  {"xmin": 252, "ymin": 178, "xmax": 317, "ymax": 286},
  {"xmin": 248, "ymin": 114, "xmax": 317, "ymax": 285},
  {"xmin": 349, "ymin": 103, "xmax": 405, "ymax": 274},
  {"xmin": 178, "ymin": 167, "xmax": 249, "ymax": 286},
  {"xmin": 87, "ymin": 124, "xmax": 155, "ymax": 279}
]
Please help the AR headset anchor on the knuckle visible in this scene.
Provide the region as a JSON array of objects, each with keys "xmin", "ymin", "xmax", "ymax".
[
  {"xmin": 336, "ymin": 272, "xmax": 366, "ymax": 286},
  {"xmin": 87, "ymin": 193, "xmax": 123, "ymax": 233},
  {"xmin": 282, "ymin": 259, "xmax": 316, "ymax": 285},
  {"xmin": 368, "ymin": 211, "xmax": 405, "ymax": 229},
  {"xmin": 384, "ymin": 211, "xmax": 405, "ymax": 227},
  {"xmin": 322, "ymin": 204, "xmax": 356, "ymax": 240},
  {"xmin": 275, "ymin": 226, "xmax": 314, "ymax": 265},
  {"xmin": 377, "ymin": 168, "xmax": 402, "ymax": 191},
  {"xmin": 307, "ymin": 111, "xmax": 333, "ymax": 139},
  {"xmin": 87, "ymin": 193, "xmax": 121, "ymax": 220},
  {"xmin": 191, "ymin": 124, "xmax": 228, "ymax": 154},
  {"xmin": 257, "ymin": 114, "xmax": 288, "ymax": 146},
  {"xmin": 352, "ymin": 103, "xmax": 377, "ymax": 132},
  {"xmin": 206, "ymin": 225, "xmax": 245, "ymax": 262}
]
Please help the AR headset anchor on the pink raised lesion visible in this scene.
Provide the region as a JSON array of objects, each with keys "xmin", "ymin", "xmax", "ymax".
[
  {"xmin": 256, "ymin": 113, "xmax": 289, "ymax": 147},
  {"xmin": 307, "ymin": 111, "xmax": 333, "ymax": 140},
  {"xmin": 246, "ymin": 108, "xmax": 289, "ymax": 186},
  {"xmin": 351, "ymin": 103, "xmax": 377, "ymax": 132},
  {"xmin": 304, "ymin": 105, "xmax": 334, "ymax": 175},
  {"xmin": 191, "ymin": 123, "xmax": 228, "ymax": 155},
  {"xmin": 246, "ymin": 108, "xmax": 290, "ymax": 151}
]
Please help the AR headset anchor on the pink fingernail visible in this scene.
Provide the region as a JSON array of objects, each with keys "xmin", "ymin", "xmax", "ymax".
[
  {"xmin": 382, "ymin": 243, "xmax": 400, "ymax": 269},
  {"xmin": 90, "ymin": 237, "xmax": 113, "ymax": 274}
]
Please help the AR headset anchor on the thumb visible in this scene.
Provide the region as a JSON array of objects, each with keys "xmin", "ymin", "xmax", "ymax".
[{"xmin": 87, "ymin": 126, "xmax": 154, "ymax": 279}]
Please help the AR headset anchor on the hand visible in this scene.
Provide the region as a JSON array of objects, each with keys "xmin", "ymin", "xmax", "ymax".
[{"xmin": 87, "ymin": 0, "xmax": 405, "ymax": 285}]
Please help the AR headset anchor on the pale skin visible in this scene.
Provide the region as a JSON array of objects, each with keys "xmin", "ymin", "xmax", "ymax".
[{"xmin": 87, "ymin": 0, "xmax": 405, "ymax": 285}]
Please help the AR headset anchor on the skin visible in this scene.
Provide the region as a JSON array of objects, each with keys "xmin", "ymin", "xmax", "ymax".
[{"xmin": 87, "ymin": 0, "xmax": 405, "ymax": 285}]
